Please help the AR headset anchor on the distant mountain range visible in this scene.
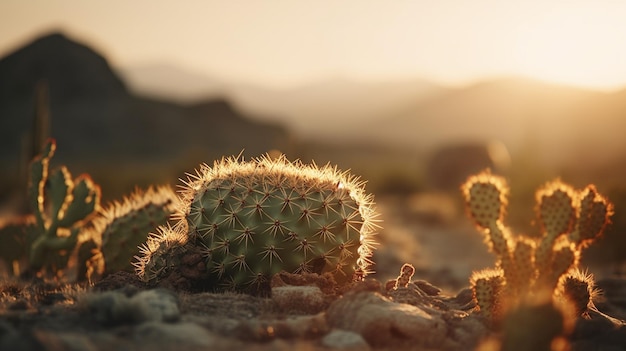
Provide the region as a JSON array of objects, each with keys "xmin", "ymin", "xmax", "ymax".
[
  {"xmin": 3, "ymin": 31, "xmax": 626, "ymax": 202},
  {"xmin": 120, "ymin": 60, "xmax": 626, "ymax": 172},
  {"xmin": 0, "ymin": 32, "xmax": 291, "ymax": 201},
  {"xmin": 368, "ymin": 77, "xmax": 626, "ymax": 166},
  {"xmin": 119, "ymin": 64, "xmax": 444, "ymax": 139}
]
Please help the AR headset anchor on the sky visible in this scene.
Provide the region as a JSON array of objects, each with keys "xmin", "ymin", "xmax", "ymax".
[{"xmin": 2, "ymin": 0, "xmax": 626, "ymax": 90}]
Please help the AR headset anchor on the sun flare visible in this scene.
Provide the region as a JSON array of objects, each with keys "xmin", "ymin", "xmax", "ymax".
[{"xmin": 513, "ymin": 4, "xmax": 626, "ymax": 90}]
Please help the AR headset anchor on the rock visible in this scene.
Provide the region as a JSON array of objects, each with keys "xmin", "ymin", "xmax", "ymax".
[
  {"xmin": 134, "ymin": 322, "xmax": 215, "ymax": 347},
  {"xmin": 271, "ymin": 271, "xmax": 338, "ymax": 295},
  {"xmin": 33, "ymin": 331, "xmax": 99, "ymax": 351},
  {"xmin": 272, "ymin": 286, "xmax": 327, "ymax": 314},
  {"xmin": 414, "ymin": 279, "xmax": 442, "ymax": 296},
  {"xmin": 322, "ymin": 329, "xmax": 371, "ymax": 350},
  {"xmin": 442, "ymin": 310, "xmax": 489, "ymax": 350},
  {"xmin": 133, "ymin": 289, "xmax": 180, "ymax": 322},
  {"xmin": 326, "ymin": 291, "xmax": 447, "ymax": 348},
  {"xmin": 233, "ymin": 313, "xmax": 328, "ymax": 342},
  {"xmin": 84, "ymin": 288, "xmax": 179, "ymax": 325}
]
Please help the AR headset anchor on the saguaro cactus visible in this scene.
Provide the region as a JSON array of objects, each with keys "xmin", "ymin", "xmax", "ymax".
[{"xmin": 136, "ymin": 154, "xmax": 378, "ymax": 292}]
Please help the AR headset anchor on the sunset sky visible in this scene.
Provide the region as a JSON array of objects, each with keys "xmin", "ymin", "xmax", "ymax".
[{"xmin": 2, "ymin": 0, "xmax": 626, "ymax": 90}]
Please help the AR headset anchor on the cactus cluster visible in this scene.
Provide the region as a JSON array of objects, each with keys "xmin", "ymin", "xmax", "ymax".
[
  {"xmin": 462, "ymin": 170, "xmax": 612, "ymax": 325},
  {"xmin": 135, "ymin": 154, "xmax": 378, "ymax": 292},
  {"xmin": 0, "ymin": 140, "xmax": 178, "ymax": 281}
]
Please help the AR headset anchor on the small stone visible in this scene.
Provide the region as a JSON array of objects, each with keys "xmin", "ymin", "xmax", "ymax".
[
  {"xmin": 322, "ymin": 329, "xmax": 371, "ymax": 350},
  {"xmin": 84, "ymin": 288, "xmax": 179, "ymax": 325},
  {"xmin": 327, "ymin": 291, "xmax": 447, "ymax": 348},
  {"xmin": 131, "ymin": 289, "xmax": 180, "ymax": 322},
  {"xmin": 134, "ymin": 322, "xmax": 215, "ymax": 347},
  {"xmin": 414, "ymin": 279, "xmax": 442, "ymax": 296}
]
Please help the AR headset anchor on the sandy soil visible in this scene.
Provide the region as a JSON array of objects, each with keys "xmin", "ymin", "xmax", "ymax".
[{"xmin": 1, "ymin": 194, "xmax": 625, "ymax": 351}]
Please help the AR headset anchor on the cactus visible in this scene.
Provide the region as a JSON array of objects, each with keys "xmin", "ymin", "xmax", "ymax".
[
  {"xmin": 26, "ymin": 139, "xmax": 101, "ymax": 275},
  {"xmin": 81, "ymin": 186, "xmax": 179, "ymax": 278},
  {"xmin": 462, "ymin": 170, "xmax": 612, "ymax": 325},
  {"xmin": 470, "ymin": 268, "xmax": 506, "ymax": 324},
  {"xmin": 499, "ymin": 296, "xmax": 572, "ymax": 351},
  {"xmin": 136, "ymin": 154, "xmax": 378, "ymax": 292},
  {"xmin": 556, "ymin": 269, "xmax": 598, "ymax": 317},
  {"xmin": 394, "ymin": 263, "xmax": 415, "ymax": 289}
]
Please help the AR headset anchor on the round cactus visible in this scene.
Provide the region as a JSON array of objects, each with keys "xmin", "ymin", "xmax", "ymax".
[{"xmin": 137, "ymin": 155, "xmax": 378, "ymax": 292}]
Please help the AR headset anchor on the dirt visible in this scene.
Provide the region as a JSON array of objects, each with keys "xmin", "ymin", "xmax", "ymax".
[{"xmin": 1, "ymin": 195, "xmax": 626, "ymax": 351}]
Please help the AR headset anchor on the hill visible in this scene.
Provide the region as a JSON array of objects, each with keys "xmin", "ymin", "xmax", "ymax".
[
  {"xmin": 0, "ymin": 32, "xmax": 292, "ymax": 201},
  {"xmin": 118, "ymin": 65, "xmax": 445, "ymax": 141},
  {"xmin": 366, "ymin": 77, "xmax": 626, "ymax": 168}
]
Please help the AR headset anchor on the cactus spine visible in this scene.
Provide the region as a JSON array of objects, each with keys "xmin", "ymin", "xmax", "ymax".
[
  {"xmin": 136, "ymin": 154, "xmax": 378, "ymax": 292},
  {"xmin": 463, "ymin": 170, "xmax": 612, "ymax": 325}
]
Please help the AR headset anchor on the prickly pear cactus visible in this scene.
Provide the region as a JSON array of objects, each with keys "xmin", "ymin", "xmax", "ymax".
[
  {"xmin": 136, "ymin": 154, "xmax": 378, "ymax": 292},
  {"xmin": 462, "ymin": 170, "xmax": 613, "ymax": 326},
  {"xmin": 28, "ymin": 139, "xmax": 101, "ymax": 274},
  {"xmin": 93, "ymin": 186, "xmax": 179, "ymax": 275}
]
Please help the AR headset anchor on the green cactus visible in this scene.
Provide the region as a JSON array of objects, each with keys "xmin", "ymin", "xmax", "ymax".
[
  {"xmin": 26, "ymin": 139, "xmax": 101, "ymax": 275},
  {"xmin": 462, "ymin": 170, "xmax": 612, "ymax": 325},
  {"xmin": 83, "ymin": 186, "xmax": 179, "ymax": 277},
  {"xmin": 136, "ymin": 154, "xmax": 378, "ymax": 292}
]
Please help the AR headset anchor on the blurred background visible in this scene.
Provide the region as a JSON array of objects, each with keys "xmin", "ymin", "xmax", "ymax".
[{"xmin": 2, "ymin": 0, "xmax": 626, "ymax": 290}]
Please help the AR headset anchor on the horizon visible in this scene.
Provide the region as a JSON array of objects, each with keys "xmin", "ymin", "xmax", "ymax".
[{"xmin": 2, "ymin": 1, "xmax": 626, "ymax": 92}]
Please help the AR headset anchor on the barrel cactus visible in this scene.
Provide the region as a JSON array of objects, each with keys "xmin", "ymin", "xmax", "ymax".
[{"xmin": 136, "ymin": 154, "xmax": 378, "ymax": 292}]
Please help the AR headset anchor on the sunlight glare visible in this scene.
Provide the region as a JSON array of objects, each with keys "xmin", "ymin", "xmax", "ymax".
[{"xmin": 513, "ymin": 4, "xmax": 626, "ymax": 90}]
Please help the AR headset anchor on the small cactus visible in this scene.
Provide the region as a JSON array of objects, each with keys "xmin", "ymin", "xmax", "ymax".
[
  {"xmin": 557, "ymin": 269, "xmax": 598, "ymax": 317},
  {"xmin": 27, "ymin": 139, "xmax": 101, "ymax": 275},
  {"xmin": 78, "ymin": 186, "xmax": 179, "ymax": 279},
  {"xmin": 470, "ymin": 268, "xmax": 506, "ymax": 324},
  {"xmin": 136, "ymin": 154, "xmax": 378, "ymax": 292},
  {"xmin": 462, "ymin": 170, "xmax": 612, "ymax": 325},
  {"xmin": 394, "ymin": 263, "xmax": 415, "ymax": 289}
]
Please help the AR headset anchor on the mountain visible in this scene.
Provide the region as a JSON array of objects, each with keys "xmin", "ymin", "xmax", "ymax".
[
  {"xmin": 118, "ymin": 65, "xmax": 445, "ymax": 141},
  {"xmin": 0, "ymin": 32, "xmax": 292, "ymax": 201},
  {"xmin": 118, "ymin": 63, "xmax": 223, "ymax": 102},
  {"xmin": 226, "ymin": 77, "xmax": 445, "ymax": 140},
  {"xmin": 0, "ymin": 32, "xmax": 127, "ymax": 102},
  {"xmin": 365, "ymin": 77, "xmax": 626, "ymax": 168}
]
